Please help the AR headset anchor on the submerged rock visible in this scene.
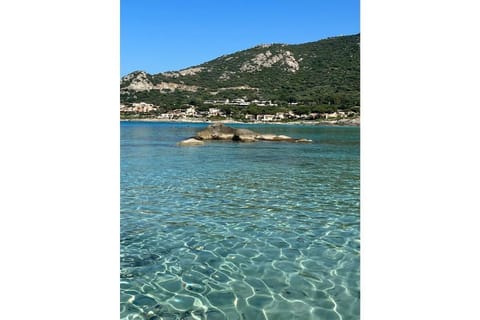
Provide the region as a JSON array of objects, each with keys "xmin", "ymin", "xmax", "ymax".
[
  {"xmin": 177, "ymin": 138, "xmax": 205, "ymax": 146},
  {"xmin": 257, "ymin": 134, "xmax": 295, "ymax": 142},
  {"xmin": 295, "ymin": 138, "xmax": 313, "ymax": 143}
]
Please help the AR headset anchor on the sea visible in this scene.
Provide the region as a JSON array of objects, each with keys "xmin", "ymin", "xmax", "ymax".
[{"xmin": 120, "ymin": 121, "xmax": 360, "ymax": 320}]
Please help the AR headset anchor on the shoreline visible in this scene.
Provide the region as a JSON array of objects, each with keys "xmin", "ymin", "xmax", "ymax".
[{"xmin": 120, "ymin": 117, "xmax": 360, "ymax": 126}]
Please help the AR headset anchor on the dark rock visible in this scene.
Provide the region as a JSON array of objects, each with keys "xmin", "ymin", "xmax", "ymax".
[
  {"xmin": 196, "ymin": 123, "xmax": 235, "ymax": 140},
  {"xmin": 232, "ymin": 128, "xmax": 258, "ymax": 142}
]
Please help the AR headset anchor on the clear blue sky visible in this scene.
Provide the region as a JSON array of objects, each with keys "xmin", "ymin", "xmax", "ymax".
[{"xmin": 121, "ymin": 0, "xmax": 359, "ymax": 76}]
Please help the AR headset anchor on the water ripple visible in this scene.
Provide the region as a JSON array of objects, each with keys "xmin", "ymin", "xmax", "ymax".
[{"xmin": 121, "ymin": 123, "xmax": 359, "ymax": 319}]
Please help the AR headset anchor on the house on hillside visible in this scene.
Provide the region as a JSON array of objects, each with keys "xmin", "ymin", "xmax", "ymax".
[
  {"xmin": 232, "ymin": 98, "xmax": 250, "ymax": 106},
  {"xmin": 208, "ymin": 108, "xmax": 225, "ymax": 117},
  {"xmin": 159, "ymin": 113, "xmax": 173, "ymax": 119},
  {"xmin": 275, "ymin": 112, "xmax": 286, "ymax": 120},
  {"xmin": 256, "ymin": 114, "xmax": 275, "ymax": 121},
  {"xmin": 120, "ymin": 102, "xmax": 157, "ymax": 113},
  {"xmin": 244, "ymin": 114, "xmax": 255, "ymax": 121},
  {"xmin": 185, "ymin": 106, "xmax": 196, "ymax": 116}
]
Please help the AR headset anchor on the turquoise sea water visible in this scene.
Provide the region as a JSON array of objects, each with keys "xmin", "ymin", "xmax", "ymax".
[{"xmin": 121, "ymin": 121, "xmax": 360, "ymax": 320}]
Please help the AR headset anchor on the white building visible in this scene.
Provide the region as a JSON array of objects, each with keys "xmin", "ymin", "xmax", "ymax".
[
  {"xmin": 208, "ymin": 108, "xmax": 221, "ymax": 116},
  {"xmin": 185, "ymin": 106, "xmax": 196, "ymax": 116},
  {"xmin": 244, "ymin": 114, "xmax": 255, "ymax": 121},
  {"xmin": 256, "ymin": 114, "xmax": 275, "ymax": 121}
]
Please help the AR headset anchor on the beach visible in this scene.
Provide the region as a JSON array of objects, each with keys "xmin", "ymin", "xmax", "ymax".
[{"xmin": 120, "ymin": 116, "xmax": 360, "ymax": 126}]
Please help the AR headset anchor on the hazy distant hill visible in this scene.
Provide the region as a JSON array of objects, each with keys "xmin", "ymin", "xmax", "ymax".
[{"xmin": 120, "ymin": 34, "xmax": 360, "ymax": 113}]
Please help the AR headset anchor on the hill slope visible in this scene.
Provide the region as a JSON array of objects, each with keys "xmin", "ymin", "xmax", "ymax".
[{"xmin": 120, "ymin": 34, "xmax": 360, "ymax": 113}]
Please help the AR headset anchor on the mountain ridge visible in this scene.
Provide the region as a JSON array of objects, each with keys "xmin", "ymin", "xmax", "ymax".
[{"xmin": 120, "ymin": 34, "xmax": 360, "ymax": 115}]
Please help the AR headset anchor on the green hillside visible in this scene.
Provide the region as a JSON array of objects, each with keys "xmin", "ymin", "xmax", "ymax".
[{"xmin": 120, "ymin": 34, "xmax": 360, "ymax": 114}]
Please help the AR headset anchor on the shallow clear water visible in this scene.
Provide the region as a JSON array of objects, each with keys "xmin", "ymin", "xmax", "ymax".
[{"xmin": 121, "ymin": 121, "xmax": 360, "ymax": 320}]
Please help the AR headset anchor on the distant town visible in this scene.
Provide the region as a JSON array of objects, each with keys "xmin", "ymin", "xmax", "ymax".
[{"xmin": 120, "ymin": 98, "xmax": 360, "ymax": 125}]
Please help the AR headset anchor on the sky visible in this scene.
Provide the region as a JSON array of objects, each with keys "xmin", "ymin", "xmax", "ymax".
[{"xmin": 121, "ymin": 0, "xmax": 359, "ymax": 76}]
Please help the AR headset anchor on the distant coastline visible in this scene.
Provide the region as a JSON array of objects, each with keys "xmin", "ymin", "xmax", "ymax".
[{"xmin": 120, "ymin": 117, "xmax": 360, "ymax": 126}]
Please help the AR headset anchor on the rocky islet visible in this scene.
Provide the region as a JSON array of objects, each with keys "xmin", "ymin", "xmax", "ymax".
[{"xmin": 178, "ymin": 123, "xmax": 312, "ymax": 146}]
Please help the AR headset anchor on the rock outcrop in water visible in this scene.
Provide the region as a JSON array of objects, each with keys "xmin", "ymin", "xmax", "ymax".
[
  {"xmin": 178, "ymin": 123, "xmax": 312, "ymax": 146},
  {"xmin": 177, "ymin": 138, "xmax": 205, "ymax": 146}
]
